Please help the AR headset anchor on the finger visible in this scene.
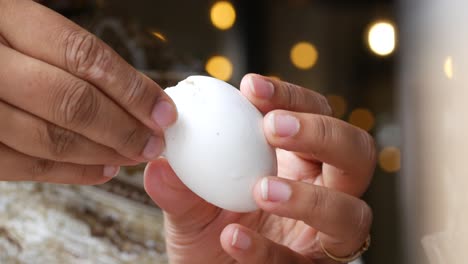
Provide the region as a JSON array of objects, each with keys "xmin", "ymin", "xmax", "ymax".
[
  {"xmin": 253, "ymin": 177, "xmax": 372, "ymax": 258},
  {"xmin": 0, "ymin": 100, "xmax": 135, "ymax": 166},
  {"xmin": 144, "ymin": 159, "xmax": 220, "ymax": 231},
  {"xmin": 240, "ymin": 73, "xmax": 332, "ymax": 115},
  {"xmin": 264, "ymin": 110, "xmax": 376, "ymax": 195},
  {"xmin": 0, "ymin": 0, "xmax": 177, "ymax": 130},
  {"xmin": 220, "ymin": 224, "xmax": 310, "ymax": 264},
  {"xmin": 0, "ymin": 44, "xmax": 162, "ymax": 162},
  {"xmin": 0, "ymin": 143, "xmax": 119, "ymax": 185}
]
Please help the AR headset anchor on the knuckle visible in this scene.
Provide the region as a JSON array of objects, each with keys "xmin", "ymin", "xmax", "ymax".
[
  {"xmin": 307, "ymin": 187, "xmax": 325, "ymax": 220},
  {"xmin": 51, "ymin": 81, "xmax": 99, "ymax": 129},
  {"xmin": 121, "ymin": 127, "xmax": 140, "ymax": 149},
  {"xmin": 282, "ymin": 82, "xmax": 300, "ymax": 109},
  {"xmin": 76, "ymin": 166, "xmax": 89, "ymax": 184},
  {"xmin": 30, "ymin": 159, "xmax": 56, "ymax": 180},
  {"xmin": 121, "ymin": 72, "xmax": 150, "ymax": 107},
  {"xmin": 354, "ymin": 202, "xmax": 373, "ymax": 240},
  {"xmin": 118, "ymin": 125, "xmax": 151, "ymax": 156},
  {"xmin": 311, "ymin": 116, "xmax": 330, "ymax": 156},
  {"xmin": 316, "ymin": 93, "xmax": 333, "ymax": 116},
  {"xmin": 63, "ymin": 30, "xmax": 112, "ymax": 79},
  {"xmin": 76, "ymin": 166, "xmax": 100, "ymax": 185},
  {"xmin": 360, "ymin": 131, "xmax": 377, "ymax": 170},
  {"xmin": 46, "ymin": 124, "xmax": 76, "ymax": 160}
]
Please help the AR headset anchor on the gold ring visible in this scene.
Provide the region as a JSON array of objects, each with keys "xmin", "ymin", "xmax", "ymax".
[{"xmin": 319, "ymin": 235, "xmax": 371, "ymax": 263}]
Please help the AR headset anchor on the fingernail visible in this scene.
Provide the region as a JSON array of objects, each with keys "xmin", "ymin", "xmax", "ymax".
[
  {"xmin": 143, "ymin": 136, "xmax": 164, "ymax": 160},
  {"xmin": 232, "ymin": 228, "xmax": 251, "ymax": 250},
  {"xmin": 248, "ymin": 75, "xmax": 274, "ymax": 99},
  {"xmin": 103, "ymin": 165, "xmax": 120, "ymax": 178},
  {"xmin": 152, "ymin": 100, "xmax": 177, "ymax": 128},
  {"xmin": 260, "ymin": 177, "xmax": 292, "ymax": 202},
  {"xmin": 267, "ymin": 113, "xmax": 300, "ymax": 137}
]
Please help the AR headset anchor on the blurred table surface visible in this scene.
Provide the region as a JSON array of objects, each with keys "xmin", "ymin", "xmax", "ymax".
[{"xmin": 0, "ymin": 173, "xmax": 168, "ymax": 264}]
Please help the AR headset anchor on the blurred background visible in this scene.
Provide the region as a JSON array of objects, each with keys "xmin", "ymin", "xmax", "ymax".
[{"xmin": 6, "ymin": 0, "xmax": 455, "ymax": 263}]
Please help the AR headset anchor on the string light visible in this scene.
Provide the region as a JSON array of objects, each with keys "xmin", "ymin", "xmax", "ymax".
[
  {"xmin": 268, "ymin": 75, "xmax": 281, "ymax": 81},
  {"xmin": 151, "ymin": 32, "xmax": 167, "ymax": 42},
  {"xmin": 444, "ymin": 56, "xmax": 454, "ymax": 79},
  {"xmin": 205, "ymin": 56, "xmax": 233, "ymax": 81},
  {"xmin": 348, "ymin": 108, "xmax": 375, "ymax": 131},
  {"xmin": 379, "ymin": 146, "xmax": 401, "ymax": 173},
  {"xmin": 290, "ymin": 42, "xmax": 318, "ymax": 70},
  {"xmin": 210, "ymin": 1, "xmax": 236, "ymax": 30},
  {"xmin": 326, "ymin": 95, "xmax": 347, "ymax": 119},
  {"xmin": 367, "ymin": 21, "xmax": 396, "ymax": 56}
]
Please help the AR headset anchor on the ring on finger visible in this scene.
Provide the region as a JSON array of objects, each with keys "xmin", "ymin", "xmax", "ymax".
[{"xmin": 319, "ymin": 235, "xmax": 371, "ymax": 263}]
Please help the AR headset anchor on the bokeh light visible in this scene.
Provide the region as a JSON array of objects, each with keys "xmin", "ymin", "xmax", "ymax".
[
  {"xmin": 290, "ymin": 42, "xmax": 318, "ymax": 70},
  {"xmin": 205, "ymin": 56, "xmax": 233, "ymax": 81},
  {"xmin": 367, "ymin": 21, "xmax": 396, "ymax": 56},
  {"xmin": 379, "ymin": 146, "xmax": 401, "ymax": 173},
  {"xmin": 349, "ymin": 108, "xmax": 375, "ymax": 131},
  {"xmin": 444, "ymin": 56, "xmax": 454, "ymax": 79},
  {"xmin": 268, "ymin": 75, "xmax": 281, "ymax": 81},
  {"xmin": 326, "ymin": 95, "xmax": 347, "ymax": 119},
  {"xmin": 210, "ymin": 1, "xmax": 236, "ymax": 30},
  {"xmin": 377, "ymin": 123, "xmax": 400, "ymax": 147},
  {"xmin": 151, "ymin": 32, "xmax": 167, "ymax": 42}
]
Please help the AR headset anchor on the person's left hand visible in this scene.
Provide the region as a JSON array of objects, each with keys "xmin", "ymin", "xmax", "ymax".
[{"xmin": 144, "ymin": 74, "xmax": 376, "ymax": 263}]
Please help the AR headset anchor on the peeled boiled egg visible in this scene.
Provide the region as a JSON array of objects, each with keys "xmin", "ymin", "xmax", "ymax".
[{"xmin": 163, "ymin": 76, "xmax": 277, "ymax": 212}]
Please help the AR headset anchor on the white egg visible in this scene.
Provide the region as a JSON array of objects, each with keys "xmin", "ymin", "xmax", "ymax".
[{"xmin": 163, "ymin": 75, "xmax": 277, "ymax": 212}]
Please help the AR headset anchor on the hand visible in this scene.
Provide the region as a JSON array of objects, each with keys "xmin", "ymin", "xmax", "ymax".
[
  {"xmin": 0, "ymin": 0, "xmax": 177, "ymax": 184},
  {"xmin": 144, "ymin": 74, "xmax": 376, "ymax": 263}
]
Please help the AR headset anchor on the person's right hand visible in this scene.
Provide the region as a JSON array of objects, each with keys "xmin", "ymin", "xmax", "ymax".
[
  {"xmin": 0, "ymin": 0, "xmax": 177, "ymax": 184},
  {"xmin": 144, "ymin": 74, "xmax": 375, "ymax": 264}
]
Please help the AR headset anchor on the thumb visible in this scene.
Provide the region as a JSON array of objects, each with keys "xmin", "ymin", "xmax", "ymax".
[{"xmin": 144, "ymin": 158, "xmax": 221, "ymax": 230}]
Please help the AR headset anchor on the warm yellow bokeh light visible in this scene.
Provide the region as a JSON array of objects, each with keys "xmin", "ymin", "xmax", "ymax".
[
  {"xmin": 268, "ymin": 75, "xmax": 281, "ymax": 81},
  {"xmin": 379, "ymin": 146, "xmax": 401, "ymax": 173},
  {"xmin": 210, "ymin": 1, "xmax": 236, "ymax": 30},
  {"xmin": 368, "ymin": 22, "xmax": 396, "ymax": 56},
  {"xmin": 205, "ymin": 56, "xmax": 233, "ymax": 81},
  {"xmin": 290, "ymin": 42, "xmax": 318, "ymax": 70},
  {"xmin": 326, "ymin": 95, "xmax": 347, "ymax": 119},
  {"xmin": 151, "ymin": 32, "xmax": 167, "ymax": 42},
  {"xmin": 444, "ymin": 56, "xmax": 454, "ymax": 79},
  {"xmin": 348, "ymin": 108, "xmax": 375, "ymax": 131}
]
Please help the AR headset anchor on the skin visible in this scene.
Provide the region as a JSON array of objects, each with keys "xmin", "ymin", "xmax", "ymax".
[
  {"xmin": 145, "ymin": 74, "xmax": 376, "ymax": 264},
  {"xmin": 0, "ymin": 0, "xmax": 177, "ymax": 184}
]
